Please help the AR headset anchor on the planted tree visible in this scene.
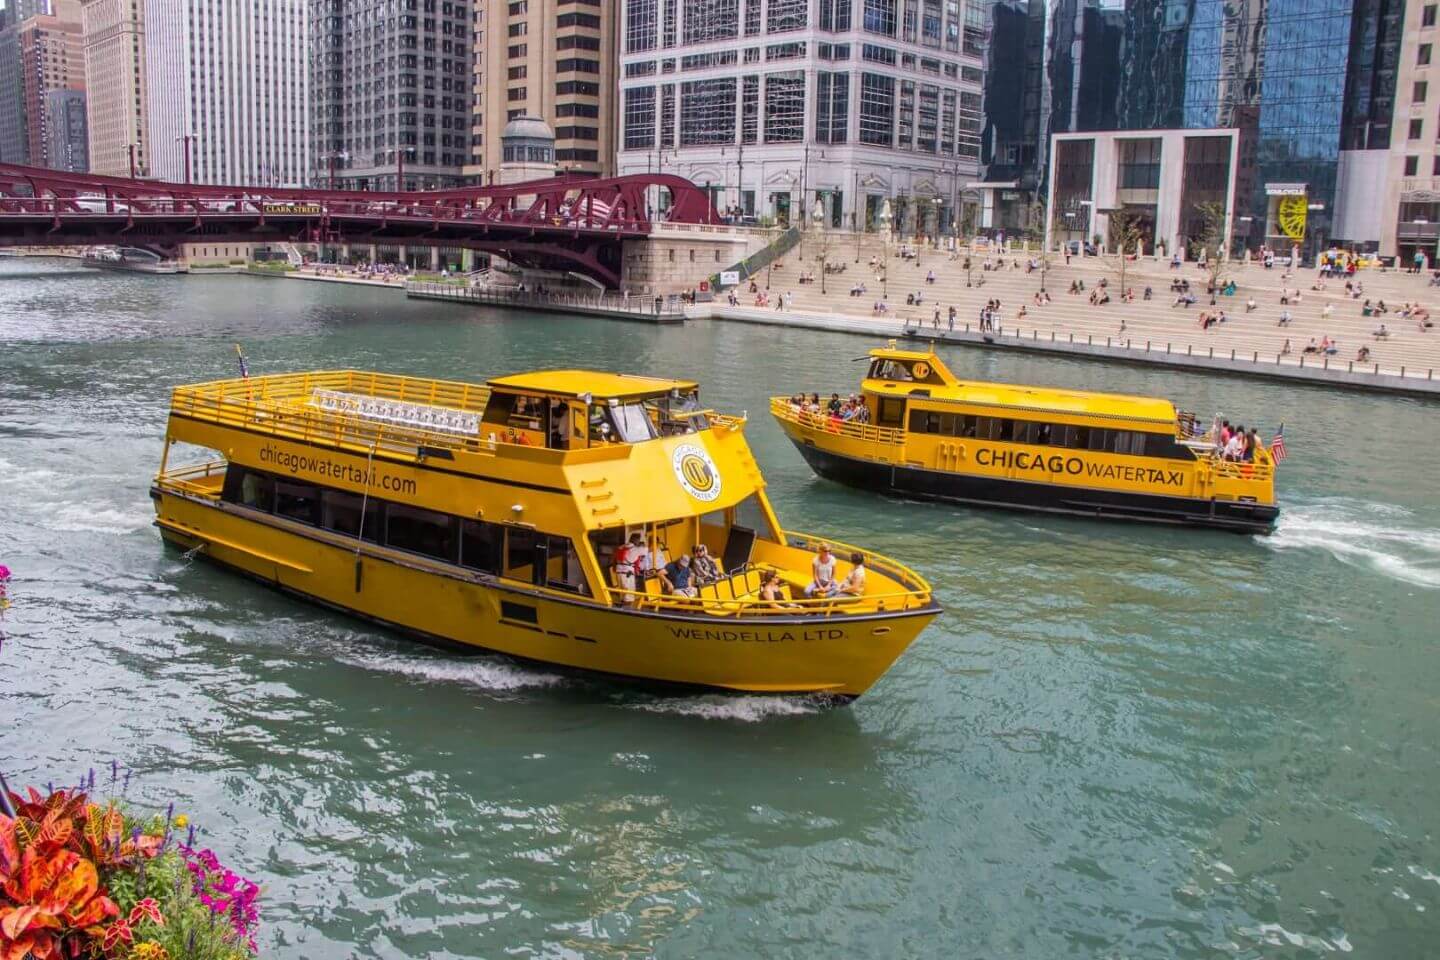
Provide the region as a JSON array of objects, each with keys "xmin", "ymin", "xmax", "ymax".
[
  {"xmin": 1106, "ymin": 210, "xmax": 1145, "ymax": 297},
  {"xmin": 1192, "ymin": 201, "xmax": 1229, "ymax": 302}
]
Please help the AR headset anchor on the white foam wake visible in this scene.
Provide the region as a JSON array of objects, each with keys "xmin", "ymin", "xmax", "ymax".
[
  {"xmin": 339, "ymin": 649, "xmax": 570, "ymax": 692},
  {"xmin": 625, "ymin": 694, "xmax": 822, "ymax": 721},
  {"xmin": 1264, "ymin": 500, "xmax": 1440, "ymax": 589}
]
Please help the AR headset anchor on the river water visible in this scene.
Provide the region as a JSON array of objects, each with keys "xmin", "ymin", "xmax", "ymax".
[{"xmin": 2, "ymin": 258, "xmax": 1438, "ymax": 958}]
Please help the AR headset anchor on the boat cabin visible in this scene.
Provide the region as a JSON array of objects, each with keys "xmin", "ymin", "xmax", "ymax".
[{"xmin": 481, "ymin": 370, "xmax": 708, "ymax": 449}]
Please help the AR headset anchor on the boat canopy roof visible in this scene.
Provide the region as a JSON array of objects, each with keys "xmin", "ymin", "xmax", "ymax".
[
  {"xmin": 487, "ymin": 369, "xmax": 699, "ymax": 401},
  {"xmin": 864, "ymin": 343, "xmax": 1178, "ymax": 425}
]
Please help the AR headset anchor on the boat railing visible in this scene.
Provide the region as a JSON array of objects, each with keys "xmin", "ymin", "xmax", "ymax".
[
  {"xmin": 171, "ymin": 371, "xmax": 505, "ymax": 458},
  {"xmin": 768, "ymin": 397, "xmax": 906, "ymax": 445},
  {"xmin": 1200, "ymin": 454, "xmax": 1275, "ymax": 482},
  {"xmin": 156, "ymin": 458, "xmax": 228, "ymax": 498},
  {"xmin": 628, "ymin": 531, "xmax": 932, "ymax": 617}
]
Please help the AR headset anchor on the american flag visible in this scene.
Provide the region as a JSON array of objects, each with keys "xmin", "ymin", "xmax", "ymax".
[
  {"xmin": 1270, "ymin": 423, "xmax": 1288, "ymax": 463},
  {"xmin": 234, "ymin": 343, "xmax": 249, "ymax": 380}
]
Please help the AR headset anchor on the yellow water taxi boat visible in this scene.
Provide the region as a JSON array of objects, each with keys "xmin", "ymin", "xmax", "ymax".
[
  {"xmin": 771, "ymin": 344, "xmax": 1280, "ymax": 534},
  {"xmin": 151, "ymin": 368, "xmax": 939, "ymax": 698}
]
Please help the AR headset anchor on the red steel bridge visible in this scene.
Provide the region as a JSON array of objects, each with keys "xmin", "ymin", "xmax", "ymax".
[{"xmin": 0, "ymin": 164, "xmax": 721, "ymax": 288}]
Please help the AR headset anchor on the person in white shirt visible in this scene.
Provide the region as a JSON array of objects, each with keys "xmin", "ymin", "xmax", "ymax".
[
  {"xmin": 839, "ymin": 554, "xmax": 867, "ymax": 596},
  {"xmin": 805, "ymin": 543, "xmax": 839, "ymax": 598},
  {"xmin": 1223, "ymin": 433, "xmax": 1244, "ymax": 461},
  {"xmin": 613, "ymin": 532, "xmax": 649, "ymax": 603}
]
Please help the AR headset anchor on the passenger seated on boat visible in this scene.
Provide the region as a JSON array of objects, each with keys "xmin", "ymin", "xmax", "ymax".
[
  {"xmin": 758, "ymin": 569, "xmax": 791, "ymax": 605},
  {"xmin": 839, "ymin": 554, "xmax": 867, "ymax": 596},
  {"xmin": 660, "ymin": 554, "xmax": 698, "ymax": 598},
  {"xmin": 805, "ymin": 543, "xmax": 840, "ymax": 598},
  {"xmin": 691, "ymin": 543, "xmax": 721, "ymax": 585}
]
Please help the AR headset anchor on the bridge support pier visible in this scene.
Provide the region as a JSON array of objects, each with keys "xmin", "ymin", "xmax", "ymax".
[
  {"xmin": 340, "ymin": 243, "xmax": 351, "ymax": 264},
  {"xmin": 368, "ymin": 243, "xmax": 378, "ymax": 265},
  {"xmin": 430, "ymin": 246, "xmax": 440, "ymax": 271}
]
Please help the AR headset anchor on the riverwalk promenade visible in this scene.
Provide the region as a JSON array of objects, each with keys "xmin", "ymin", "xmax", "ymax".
[{"xmin": 708, "ymin": 236, "xmax": 1440, "ymax": 396}]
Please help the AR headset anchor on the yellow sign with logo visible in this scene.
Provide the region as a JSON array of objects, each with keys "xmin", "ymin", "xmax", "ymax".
[
  {"xmin": 671, "ymin": 442, "xmax": 722, "ymax": 502},
  {"xmin": 912, "ymin": 361, "xmax": 931, "ymax": 380},
  {"xmin": 1277, "ymin": 195, "xmax": 1307, "ymax": 242}
]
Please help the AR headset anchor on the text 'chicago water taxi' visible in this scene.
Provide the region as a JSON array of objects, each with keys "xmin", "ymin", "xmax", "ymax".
[
  {"xmin": 152, "ymin": 368, "xmax": 939, "ymax": 698},
  {"xmin": 771, "ymin": 344, "xmax": 1280, "ymax": 533}
]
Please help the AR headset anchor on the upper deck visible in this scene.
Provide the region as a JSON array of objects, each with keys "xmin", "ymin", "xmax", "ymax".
[
  {"xmin": 862, "ymin": 346, "xmax": 1178, "ymax": 426},
  {"xmin": 165, "ymin": 369, "xmax": 760, "ymax": 530}
]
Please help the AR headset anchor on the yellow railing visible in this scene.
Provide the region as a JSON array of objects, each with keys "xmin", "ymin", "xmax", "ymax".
[
  {"xmin": 769, "ymin": 397, "xmax": 906, "ymax": 445},
  {"xmin": 170, "ymin": 370, "xmax": 503, "ymax": 457},
  {"xmin": 1202, "ymin": 453, "xmax": 1275, "ymax": 482},
  {"xmin": 630, "ymin": 529, "xmax": 933, "ymax": 617},
  {"xmin": 156, "ymin": 459, "xmax": 228, "ymax": 498}
]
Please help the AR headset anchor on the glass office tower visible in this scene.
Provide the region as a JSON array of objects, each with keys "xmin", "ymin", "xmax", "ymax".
[{"xmin": 979, "ymin": 0, "xmax": 1400, "ymax": 258}]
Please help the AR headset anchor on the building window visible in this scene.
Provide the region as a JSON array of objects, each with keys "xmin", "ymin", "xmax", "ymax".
[
  {"xmin": 1405, "ymin": 155, "xmax": 1419, "ymax": 176},
  {"xmin": 1421, "ymin": 43, "xmax": 1433, "ymax": 65},
  {"xmin": 623, "ymin": 86, "xmax": 656, "ymax": 148},
  {"xmin": 1433, "ymin": 155, "xmax": 1440, "ymax": 175},
  {"xmin": 859, "ymin": 72, "xmax": 895, "ymax": 146},
  {"xmin": 679, "ymin": 77, "xmax": 736, "ymax": 145},
  {"xmin": 863, "ymin": 0, "xmax": 897, "ymax": 36},
  {"xmin": 819, "ymin": 0, "xmax": 851, "ymax": 30},
  {"xmin": 1411, "ymin": 118, "xmax": 1424, "ymax": 140},
  {"xmin": 1117, "ymin": 138, "xmax": 1162, "ymax": 189},
  {"xmin": 766, "ymin": 0, "xmax": 807, "ymax": 33},
  {"xmin": 764, "ymin": 72, "xmax": 806, "ymax": 143},
  {"xmin": 1417, "ymin": 81, "xmax": 1430, "ymax": 103},
  {"xmin": 682, "ymin": 0, "xmax": 739, "ymax": 42},
  {"xmin": 1426, "ymin": 4, "xmax": 1437, "ymax": 26},
  {"xmin": 660, "ymin": 83, "xmax": 676, "ymax": 147},
  {"xmin": 508, "ymin": 65, "xmax": 527, "ymax": 80},
  {"xmin": 815, "ymin": 71, "xmax": 849, "ymax": 143},
  {"xmin": 741, "ymin": 75, "xmax": 759, "ymax": 144},
  {"xmin": 626, "ymin": 0, "xmax": 658, "ymax": 51}
]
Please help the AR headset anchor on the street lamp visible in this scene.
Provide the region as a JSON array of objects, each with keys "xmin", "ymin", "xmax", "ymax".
[
  {"xmin": 322, "ymin": 149, "xmax": 351, "ymax": 190},
  {"xmin": 396, "ymin": 146, "xmax": 416, "ymax": 192},
  {"xmin": 812, "ymin": 200, "xmax": 827, "ymax": 294},
  {"xmin": 878, "ymin": 198, "xmax": 893, "ymax": 299}
]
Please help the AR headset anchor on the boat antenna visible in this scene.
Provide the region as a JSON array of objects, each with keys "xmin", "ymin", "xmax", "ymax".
[{"xmin": 234, "ymin": 343, "xmax": 250, "ymax": 380}]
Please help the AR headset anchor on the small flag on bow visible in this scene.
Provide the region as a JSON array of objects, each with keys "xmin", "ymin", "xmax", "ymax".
[{"xmin": 1270, "ymin": 423, "xmax": 1287, "ymax": 463}]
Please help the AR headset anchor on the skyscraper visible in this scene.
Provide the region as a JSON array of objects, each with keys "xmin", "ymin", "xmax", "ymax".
[
  {"xmin": 614, "ymin": 0, "xmax": 986, "ymax": 235},
  {"xmin": 310, "ymin": 0, "xmax": 473, "ymax": 191},
  {"xmin": 145, "ymin": 0, "xmax": 310, "ymax": 185},
  {"xmin": 81, "ymin": 0, "xmax": 149, "ymax": 177},
  {"xmin": 0, "ymin": 0, "xmax": 87, "ymax": 170},
  {"xmin": 465, "ymin": 0, "xmax": 615, "ymax": 182},
  {"xmin": 982, "ymin": 0, "xmax": 1401, "ymax": 258}
]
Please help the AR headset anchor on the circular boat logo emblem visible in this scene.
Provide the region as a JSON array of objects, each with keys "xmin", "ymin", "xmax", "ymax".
[
  {"xmin": 912, "ymin": 361, "xmax": 931, "ymax": 380},
  {"xmin": 672, "ymin": 443, "xmax": 722, "ymax": 502}
]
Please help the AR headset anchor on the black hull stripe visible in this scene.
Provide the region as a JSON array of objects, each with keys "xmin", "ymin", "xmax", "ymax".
[{"xmin": 792, "ymin": 442, "xmax": 1278, "ymax": 534}]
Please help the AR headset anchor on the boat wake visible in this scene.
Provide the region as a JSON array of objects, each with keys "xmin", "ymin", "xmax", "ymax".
[
  {"xmin": 623, "ymin": 693, "xmax": 823, "ymax": 722},
  {"xmin": 1263, "ymin": 500, "xmax": 1440, "ymax": 589},
  {"xmin": 340, "ymin": 648, "xmax": 570, "ymax": 693}
]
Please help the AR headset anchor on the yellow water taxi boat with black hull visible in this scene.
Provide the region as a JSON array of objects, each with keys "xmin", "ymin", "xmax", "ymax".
[
  {"xmin": 771, "ymin": 344, "xmax": 1280, "ymax": 534},
  {"xmin": 151, "ymin": 368, "xmax": 939, "ymax": 698}
]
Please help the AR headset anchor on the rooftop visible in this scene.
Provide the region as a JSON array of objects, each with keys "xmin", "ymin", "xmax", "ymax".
[{"xmin": 487, "ymin": 369, "xmax": 699, "ymax": 401}]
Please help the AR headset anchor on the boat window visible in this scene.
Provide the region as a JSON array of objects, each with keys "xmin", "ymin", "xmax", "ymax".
[
  {"xmin": 543, "ymin": 535, "xmax": 586, "ymax": 593},
  {"xmin": 869, "ymin": 358, "xmax": 914, "ymax": 381},
  {"xmin": 547, "ymin": 399, "xmax": 572, "ymax": 450},
  {"xmin": 1011, "ymin": 420, "xmax": 1032, "ymax": 444},
  {"xmin": 877, "ymin": 396, "xmax": 906, "ymax": 427},
  {"xmin": 953, "ymin": 414, "xmax": 977, "ymax": 437},
  {"xmin": 460, "ymin": 519, "xmax": 503, "ymax": 574},
  {"xmin": 609, "ymin": 402, "xmax": 660, "ymax": 443},
  {"xmin": 1127, "ymin": 432, "xmax": 1146, "ymax": 456},
  {"xmin": 505, "ymin": 527, "xmax": 539, "ymax": 582},
  {"xmin": 734, "ymin": 493, "xmax": 777, "ymax": 542},
  {"xmin": 994, "ymin": 419, "xmax": 1015, "ymax": 442},
  {"xmin": 1088, "ymin": 428, "xmax": 1109, "ymax": 451},
  {"xmin": 237, "ymin": 469, "xmax": 273, "ymax": 512},
  {"xmin": 321, "ymin": 489, "xmax": 380, "ymax": 541},
  {"xmin": 1068, "ymin": 425, "xmax": 1089, "ymax": 449},
  {"xmin": 1112, "ymin": 431, "xmax": 1132, "ymax": 455},
  {"xmin": 588, "ymin": 404, "xmax": 617, "ymax": 442},
  {"xmin": 1034, "ymin": 423, "xmax": 1053, "ymax": 446},
  {"xmin": 274, "ymin": 481, "xmax": 320, "ymax": 525},
  {"xmin": 907, "ymin": 409, "xmax": 948, "ymax": 434},
  {"xmin": 386, "ymin": 504, "xmax": 457, "ymax": 562}
]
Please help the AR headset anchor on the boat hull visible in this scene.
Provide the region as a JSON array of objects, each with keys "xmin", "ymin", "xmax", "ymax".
[
  {"xmin": 153, "ymin": 489, "xmax": 937, "ymax": 698},
  {"xmin": 789, "ymin": 440, "xmax": 1278, "ymax": 534}
]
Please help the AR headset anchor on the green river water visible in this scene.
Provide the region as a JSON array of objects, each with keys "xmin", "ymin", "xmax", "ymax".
[{"xmin": 2, "ymin": 258, "xmax": 1438, "ymax": 958}]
